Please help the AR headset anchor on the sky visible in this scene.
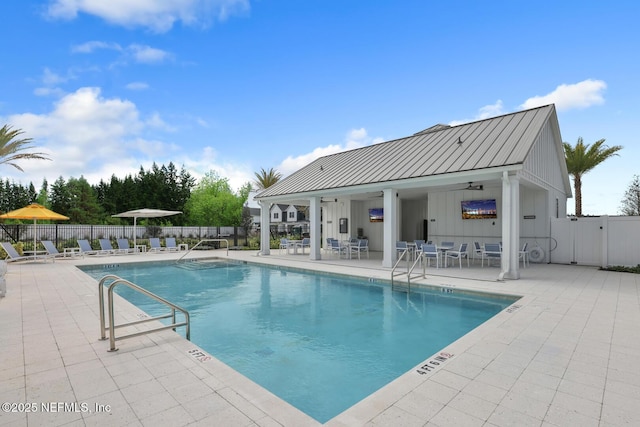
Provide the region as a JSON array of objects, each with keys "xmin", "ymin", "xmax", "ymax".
[{"xmin": 1, "ymin": 0, "xmax": 638, "ymax": 215}]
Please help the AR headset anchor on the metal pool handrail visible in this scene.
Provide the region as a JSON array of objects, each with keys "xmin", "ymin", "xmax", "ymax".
[
  {"xmin": 176, "ymin": 238, "xmax": 229, "ymax": 262},
  {"xmin": 98, "ymin": 275, "xmax": 190, "ymax": 352}
]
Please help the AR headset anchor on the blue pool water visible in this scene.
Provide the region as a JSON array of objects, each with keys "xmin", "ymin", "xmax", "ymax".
[{"xmin": 81, "ymin": 260, "xmax": 518, "ymax": 423}]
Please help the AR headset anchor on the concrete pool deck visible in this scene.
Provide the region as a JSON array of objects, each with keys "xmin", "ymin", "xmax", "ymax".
[{"xmin": 1, "ymin": 249, "xmax": 639, "ymax": 426}]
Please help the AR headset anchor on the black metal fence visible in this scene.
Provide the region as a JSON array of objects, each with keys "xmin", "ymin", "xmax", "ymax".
[{"xmin": 0, "ymin": 224, "xmax": 244, "ymax": 250}]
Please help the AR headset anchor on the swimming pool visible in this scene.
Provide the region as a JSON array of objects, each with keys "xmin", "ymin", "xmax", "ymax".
[{"xmin": 81, "ymin": 259, "xmax": 519, "ymax": 423}]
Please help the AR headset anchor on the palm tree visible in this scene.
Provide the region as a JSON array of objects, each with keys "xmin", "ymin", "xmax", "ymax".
[
  {"xmin": 563, "ymin": 137, "xmax": 622, "ymax": 216},
  {"xmin": 254, "ymin": 167, "xmax": 282, "ymax": 190},
  {"xmin": 0, "ymin": 125, "xmax": 50, "ymax": 171}
]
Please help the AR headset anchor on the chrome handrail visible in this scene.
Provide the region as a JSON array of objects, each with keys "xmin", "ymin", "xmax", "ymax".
[
  {"xmin": 177, "ymin": 238, "xmax": 229, "ymax": 262},
  {"xmin": 98, "ymin": 275, "xmax": 190, "ymax": 351},
  {"xmin": 391, "ymin": 249, "xmax": 427, "ymax": 292}
]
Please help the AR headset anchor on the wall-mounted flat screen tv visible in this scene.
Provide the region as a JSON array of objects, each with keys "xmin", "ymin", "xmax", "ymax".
[
  {"xmin": 369, "ymin": 208, "xmax": 383, "ymax": 222},
  {"xmin": 461, "ymin": 199, "xmax": 497, "ymax": 219}
]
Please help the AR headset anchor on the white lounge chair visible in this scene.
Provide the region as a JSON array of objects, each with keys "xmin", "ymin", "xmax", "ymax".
[
  {"xmin": 164, "ymin": 237, "xmax": 180, "ymax": 251},
  {"xmin": 117, "ymin": 238, "xmax": 135, "ymax": 254},
  {"xmin": 77, "ymin": 239, "xmax": 102, "ymax": 255},
  {"xmin": 99, "ymin": 239, "xmax": 117, "ymax": 255},
  {"xmin": 1, "ymin": 242, "xmax": 31, "ymax": 262},
  {"xmin": 41, "ymin": 240, "xmax": 67, "ymax": 259},
  {"xmin": 149, "ymin": 237, "xmax": 165, "ymax": 252}
]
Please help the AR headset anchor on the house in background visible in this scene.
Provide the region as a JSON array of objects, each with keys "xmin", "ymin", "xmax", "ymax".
[
  {"xmin": 268, "ymin": 204, "xmax": 310, "ymax": 234},
  {"xmin": 255, "ymin": 104, "xmax": 572, "ymax": 279}
]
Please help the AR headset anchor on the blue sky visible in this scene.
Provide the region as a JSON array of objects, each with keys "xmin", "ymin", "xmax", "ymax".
[{"xmin": 1, "ymin": 0, "xmax": 638, "ymax": 215}]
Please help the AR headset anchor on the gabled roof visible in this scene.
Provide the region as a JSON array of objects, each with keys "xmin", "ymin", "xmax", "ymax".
[{"xmin": 257, "ymin": 104, "xmax": 563, "ymax": 199}]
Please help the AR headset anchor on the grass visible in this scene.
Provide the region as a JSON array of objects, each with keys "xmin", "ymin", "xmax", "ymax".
[{"xmin": 601, "ymin": 264, "xmax": 640, "ymax": 274}]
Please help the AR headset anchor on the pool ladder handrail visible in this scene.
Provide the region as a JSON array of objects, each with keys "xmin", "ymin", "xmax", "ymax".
[
  {"xmin": 391, "ymin": 249, "xmax": 426, "ymax": 292},
  {"xmin": 176, "ymin": 238, "xmax": 229, "ymax": 262},
  {"xmin": 98, "ymin": 274, "xmax": 190, "ymax": 352}
]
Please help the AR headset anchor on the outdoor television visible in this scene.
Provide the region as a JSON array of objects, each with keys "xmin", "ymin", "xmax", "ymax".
[
  {"xmin": 369, "ymin": 208, "xmax": 383, "ymax": 222},
  {"xmin": 461, "ymin": 199, "xmax": 497, "ymax": 219}
]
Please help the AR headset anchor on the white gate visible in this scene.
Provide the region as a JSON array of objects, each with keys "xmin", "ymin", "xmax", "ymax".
[{"xmin": 551, "ymin": 216, "xmax": 640, "ymax": 267}]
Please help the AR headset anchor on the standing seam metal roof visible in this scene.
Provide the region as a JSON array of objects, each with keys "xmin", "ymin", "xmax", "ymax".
[{"xmin": 257, "ymin": 105, "xmax": 555, "ymax": 198}]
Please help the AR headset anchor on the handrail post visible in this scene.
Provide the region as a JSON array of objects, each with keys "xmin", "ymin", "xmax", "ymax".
[
  {"xmin": 107, "ymin": 283, "xmax": 118, "ymax": 351},
  {"xmin": 98, "ymin": 274, "xmax": 120, "ymax": 340}
]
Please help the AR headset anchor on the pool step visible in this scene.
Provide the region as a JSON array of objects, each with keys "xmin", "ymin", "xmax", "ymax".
[{"xmin": 174, "ymin": 260, "xmax": 232, "ymax": 270}]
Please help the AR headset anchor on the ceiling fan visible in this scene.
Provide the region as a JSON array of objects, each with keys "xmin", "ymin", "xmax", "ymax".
[{"xmin": 461, "ymin": 182, "xmax": 484, "ymax": 191}]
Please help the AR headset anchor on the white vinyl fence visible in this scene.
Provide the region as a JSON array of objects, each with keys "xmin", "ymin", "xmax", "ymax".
[{"xmin": 550, "ymin": 216, "xmax": 640, "ymax": 267}]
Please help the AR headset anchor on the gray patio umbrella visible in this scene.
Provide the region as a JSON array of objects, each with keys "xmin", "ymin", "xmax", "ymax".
[{"xmin": 112, "ymin": 208, "xmax": 182, "ymax": 247}]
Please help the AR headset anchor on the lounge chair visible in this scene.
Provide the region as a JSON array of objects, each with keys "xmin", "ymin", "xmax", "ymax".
[
  {"xmin": 41, "ymin": 240, "xmax": 67, "ymax": 259},
  {"xmin": 445, "ymin": 243, "xmax": 470, "ymax": 268},
  {"xmin": 99, "ymin": 239, "xmax": 117, "ymax": 255},
  {"xmin": 149, "ymin": 237, "xmax": 165, "ymax": 252},
  {"xmin": 164, "ymin": 237, "xmax": 180, "ymax": 251},
  {"xmin": 117, "ymin": 238, "xmax": 135, "ymax": 254},
  {"xmin": 1, "ymin": 241, "xmax": 51, "ymax": 263},
  {"xmin": 77, "ymin": 239, "xmax": 103, "ymax": 256}
]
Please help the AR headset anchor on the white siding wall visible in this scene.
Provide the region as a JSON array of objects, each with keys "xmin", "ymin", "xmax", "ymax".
[
  {"xmin": 522, "ymin": 121, "xmax": 568, "ymax": 195},
  {"xmin": 321, "ymin": 199, "xmax": 352, "ymax": 245}
]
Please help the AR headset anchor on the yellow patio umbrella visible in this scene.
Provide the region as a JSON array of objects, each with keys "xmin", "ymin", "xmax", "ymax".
[{"xmin": 0, "ymin": 203, "xmax": 69, "ymax": 259}]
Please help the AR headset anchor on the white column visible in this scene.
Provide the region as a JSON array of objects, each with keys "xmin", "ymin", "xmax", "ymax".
[
  {"xmin": 500, "ymin": 172, "xmax": 520, "ymax": 280},
  {"xmin": 382, "ymin": 188, "xmax": 398, "ymax": 268},
  {"xmin": 259, "ymin": 201, "xmax": 271, "ymax": 256},
  {"xmin": 309, "ymin": 197, "xmax": 321, "ymax": 260}
]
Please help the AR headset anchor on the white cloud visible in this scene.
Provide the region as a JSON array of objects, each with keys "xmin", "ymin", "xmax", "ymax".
[
  {"xmin": 520, "ymin": 79, "xmax": 606, "ymax": 111},
  {"xmin": 71, "ymin": 40, "xmax": 121, "ymax": 53},
  {"xmin": 1, "ymin": 87, "xmax": 178, "ymax": 185},
  {"xmin": 46, "ymin": 0, "xmax": 251, "ymax": 33},
  {"xmin": 449, "ymin": 100, "xmax": 505, "ymax": 126},
  {"xmin": 126, "ymin": 81, "xmax": 149, "ymax": 91},
  {"xmin": 277, "ymin": 128, "xmax": 383, "ymax": 176},
  {"xmin": 128, "ymin": 44, "xmax": 172, "ymax": 64}
]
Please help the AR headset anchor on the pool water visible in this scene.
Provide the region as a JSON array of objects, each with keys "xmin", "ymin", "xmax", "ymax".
[{"xmin": 81, "ymin": 260, "xmax": 518, "ymax": 423}]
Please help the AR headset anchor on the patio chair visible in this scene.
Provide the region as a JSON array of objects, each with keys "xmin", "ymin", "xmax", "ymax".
[
  {"xmin": 445, "ymin": 243, "xmax": 470, "ymax": 268},
  {"xmin": 420, "ymin": 243, "xmax": 440, "ymax": 268},
  {"xmin": 519, "ymin": 242, "xmax": 529, "ymax": 267},
  {"xmin": 295, "ymin": 237, "xmax": 311, "ymax": 254},
  {"xmin": 1, "ymin": 242, "xmax": 39, "ymax": 262},
  {"xmin": 329, "ymin": 239, "xmax": 346, "ymax": 258},
  {"xmin": 41, "ymin": 240, "xmax": 67, "ymax": 259},
  {"xmin": 396, "ymin": 241, "xmax": 409, "ymax": 260},
  {"xmin": 440, "ymin": 241, "xmax": 455, "ymax": 250},
  {"xmin": 279, "ymin": 238, "xmax": 290, "ymax": 254},
  {"xmin": 99, "ymin": 239, "xmax": 117, "ymax": 255},
  {"xmin": 472, "ymin": 242, "xmax": 483, "ymax": 263},
  {"xmin": 165, "ymin": 237, "xmax": 180, "ymax": 251},
  {"xmin": 482, "ymin": 243, "xmax": 502, "ymax": 267},
  {"xmin": 350, "ymin": 239, "xmax": 369, "ymax": 259}
]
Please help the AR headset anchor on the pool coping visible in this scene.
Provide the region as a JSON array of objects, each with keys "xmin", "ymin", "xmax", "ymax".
[{"xmin": 3, "ymin": 249, "xmax": 639, "ymax": 426}]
